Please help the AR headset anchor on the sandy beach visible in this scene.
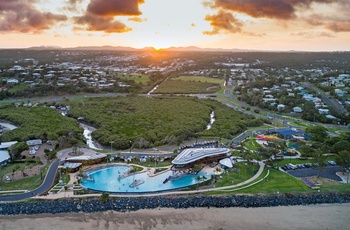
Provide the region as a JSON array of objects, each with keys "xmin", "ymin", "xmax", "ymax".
[{"xmin": 1, "ymin": 203, "xmax": 349, "ymax": 230}]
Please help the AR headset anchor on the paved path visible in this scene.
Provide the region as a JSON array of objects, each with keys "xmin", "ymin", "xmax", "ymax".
[{"xmin": 0, "ymin": 159, "xmax": 60, "ymax": 202}]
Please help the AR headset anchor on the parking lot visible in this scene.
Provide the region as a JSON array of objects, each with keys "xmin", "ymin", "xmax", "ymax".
[{"xmin": 285, "ymin": 166, "xmax": 343, "ymax": 182}]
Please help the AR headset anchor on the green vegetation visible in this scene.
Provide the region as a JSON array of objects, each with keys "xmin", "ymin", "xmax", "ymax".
[
  {"xmin": 243, "ymin": 138, "xmax": 260, "ymax": 151},
  {"xmin": 289, "ymin": 121, "xmax": 310, "ymax": 127},
  {"xmin": 215, "ymin": 163, "xmax": 258, "ymax": 187},
  {"xmin": 117, "ymin": 75, "xmax": 149, "ymax": 84},
  {"xmin": 154, "ymin": 78, "xmax": 222, "ymax": 94},
  {"xmin": 7, "ymin": 83, "xmax": 30, "ymax": 94},
  {"xmin": 1, "ymin": 175, "xmax": 42, "ymax": 191},
  {"xmin": 174, "ymin": 76, "xmax": 224, "ymax": 84},
  {"xmin": 0, "ymin": 106, "xmax": 83, "ymax": 143},
  {"xmin": 67, "ymin": 96, "xmax": 261, "ymax": 149},
  {"xmin": 234, "ymin": 169, "xmax": 309, "ymax": 194}
]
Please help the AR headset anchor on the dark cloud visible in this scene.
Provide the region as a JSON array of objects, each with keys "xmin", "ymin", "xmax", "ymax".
[
  {"xmin": 304, "ymin": 13, "xmax": 350, "ymax": 32},
  {"xmin": 204, "ymin": 0, "xmax": 350, "ymax": 34},
  {"xmin": 212, "ymin": 0, "xmax": 334, "ymax": 20},
  {"xmin": 0, "ymin": 0, "xmax": 67, "ymax": 33},
  {"xmin": 73, "ymin": 0, "xmax": 144, "ymax": 33},
  {"xmin": 73, "ymin": 13, "xmax": 131, "ymax": 33},
  {"xmin": 87, "ymin": 0, "xmax": 144, "ymax": 16},
  {"xmin": 203, "ymin": 10, "xmax": 242, "ymax": 35}
]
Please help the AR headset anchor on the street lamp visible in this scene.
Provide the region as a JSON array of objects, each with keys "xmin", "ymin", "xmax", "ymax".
[
  {"xmin": 109, "ymin": 141, "xmax": 114, "ymax": 163},
  {"xmin": 129, "ymin": 140, "xmax": 132, "ymax": 154}
]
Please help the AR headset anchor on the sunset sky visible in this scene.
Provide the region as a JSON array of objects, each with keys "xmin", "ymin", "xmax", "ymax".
[{"xmin": 1, "ymin": 0, "xmax": 350, "ymax": 51}]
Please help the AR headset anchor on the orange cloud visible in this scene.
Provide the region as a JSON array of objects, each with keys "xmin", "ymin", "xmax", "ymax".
[
  {"xmin": 0, "ymin": 0, "xmax": 67, "ymax": 33},
  {"xmin": 87, "ymin": 0, "xmax": 144, "ymax": 16},
  {"xmin": 212, "ymin": 0, "xmax": 334, "ymax": 20},
  {"xmin": 73, "ymin": 13, "xmax": 132, "ymax": 33},
  {"xmin": 73, "ymin": 0, "xmax": 144, "ymax": 33},
  {"xmin": 204, "ymin": 0, "xmax": 350, "ymax": 34},
  {"xmin": 203, "ymin": 10, "xmax": 242, "ymax": 35},
  {"xmin": 128, "ymin": 17, "xmax": 147, "ymax": 23}
]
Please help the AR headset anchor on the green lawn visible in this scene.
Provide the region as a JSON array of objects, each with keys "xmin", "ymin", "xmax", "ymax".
[
  {"xmin": 175, "ymin": 76, "xmax": 225, "ymax": 84},
  {"xmin": 8, "ymin": 83, "xmax": 30, "ymax": 94},
  {"xmin": 155, "ymin": 79, "xmax": 222, "ymax": 94},
  {"xmin": 1, "ymin": 174, "xmax": 42, "ymax": 191},
  {"xmin": 235, "ymin": 169, "xmax": 310, "ymax": 194},
  {"xmin": 1, "ymin": 161, "xmax": 38, "ymax": 176},
  {"xmin": 215, "ymin": 163, "xmax": 259, "ymax": 187},
  {"xmin": 243, "ymin": 138, "xmax": 260, "ymax": 151},
  {"xmin": 1, "ymin": 162, "xmax": 51, "ymax": 191},
  {"xmin": 117, "ymin": 75, "xmax": 149, "ymax": 84},
  {"xmin": 289, "ymin": 121, "xmax": 310, "ymax": 127}
]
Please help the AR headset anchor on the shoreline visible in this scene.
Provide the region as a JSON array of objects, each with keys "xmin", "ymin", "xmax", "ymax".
[
  {"xmin": 1, "ymin": 204, "xmax": 349, "ymax": 230},
  {"xmin": 1, "ymin": 193, "xmax": 350, "ymax": 215}
]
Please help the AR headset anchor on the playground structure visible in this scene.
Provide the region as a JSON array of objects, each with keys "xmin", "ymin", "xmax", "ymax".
[{"xmin": 256, "ymin": 135, "xmax": 279, "ymax": 141}]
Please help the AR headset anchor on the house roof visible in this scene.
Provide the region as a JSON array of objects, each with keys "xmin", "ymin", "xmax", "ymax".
[{"xmin": 0, "ymin": 150, "xmax": 11, "ymax": 163}]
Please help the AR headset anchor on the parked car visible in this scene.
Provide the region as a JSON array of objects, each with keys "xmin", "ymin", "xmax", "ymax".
[
  {"xmin": 5, "ymin": 176, "xmax": 11, "ymax": 181},
  {"xmin": 327, "ymin": 161, "xmax": 336, "ymax": 166}
]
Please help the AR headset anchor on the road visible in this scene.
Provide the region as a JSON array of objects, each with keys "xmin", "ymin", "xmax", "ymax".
[
  {"xmin": 301, "ymin": 82, "xmax": 346, "ymax": 114},
  {"xmin": 0, "ymin": 159, "xmax": 60, "ymax": 202}
]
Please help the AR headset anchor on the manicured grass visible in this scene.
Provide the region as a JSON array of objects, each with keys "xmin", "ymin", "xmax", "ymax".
[
  {"xmin": 243, "ymin": 138, "xmax": 260, "ymax": 151},
  {"xmin": 1, "ymin": 161, "xmax": 38, "ymax": 176},
  {"xmin": 1, "ymin": 174, "xmax": 42, "ymax": 191},
  {"xmin": 154, "ymin": 79, "xmax": 221, "ymax": 94},
  {"xmin": 7, "ymin": 83, "xmax": 30, "ymax": 94},
  {"xmin": 117, "ymin": 75, "xmax": 149, "ymax": 84},
  {"xmin": 174, "ymin": 76, "xmax": 224, "ymax": 84},
  {"xmin": 235, "ymin": 169, "xmax": 310, "ymax": 194},
  {"xmin": 216, "ymin": 88, "xmax": 226, "ymax": 94},
  {"xmin": 215, "ymin": 163, "xmax": 258, "ymax": 187},
  {"xmin": 1, "ymin": 162, "xmax": 51, "ymax": 191},
  {"xmin": 289, "ymin": 121, "xmax": 310, "ymax": 127}
]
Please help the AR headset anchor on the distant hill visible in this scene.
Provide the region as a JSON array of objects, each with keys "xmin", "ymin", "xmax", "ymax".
[{"xmin": 24, "ymin": 45, "xmax": 254, "ymax": 52}]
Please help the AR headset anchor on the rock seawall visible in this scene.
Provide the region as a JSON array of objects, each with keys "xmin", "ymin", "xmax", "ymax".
[{"xmin": 1, "ymin": 193, "xmax": 349, "ymax": 215}]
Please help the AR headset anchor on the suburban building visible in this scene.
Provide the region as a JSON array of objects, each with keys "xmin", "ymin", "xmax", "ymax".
[{"xmin": 171, "ymin": 148, "xmax": 230, "ymax": 170}]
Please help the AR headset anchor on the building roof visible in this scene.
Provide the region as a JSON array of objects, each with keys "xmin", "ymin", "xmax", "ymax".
[
  {"xmin": 172, "ymin": 148, "xmax": 230, "ymax": 165},
  {"xmin": 0, "ymin": 141, "xmax": 18, "ymax": 150},
  {"xmin": 273, "ymin": 129, "xmax": 298, "ymax": 137},
  {"xmin": 219, "ymin": 158, "xmax": 233, "ymax": 168},
  {"xmin": 0, "ymin": 150, "xmax": 11, "ymax": 163},
  {"xmin": 66, "ymin": 153, "xmax": 106, "ymax": 161},
  {"xmin": 62, "ymin": 162, "xmax": 82, "ymax": 169}
]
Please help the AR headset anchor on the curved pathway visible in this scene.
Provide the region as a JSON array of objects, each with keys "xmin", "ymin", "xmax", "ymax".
[{"xmin": 0, "ymin": 159, "xmax": 60, "ymax": 202}]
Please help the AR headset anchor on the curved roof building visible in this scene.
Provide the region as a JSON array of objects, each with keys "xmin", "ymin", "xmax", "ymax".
[{"xmin": 172, "ymin": 148, "xmax": 230, "ymax": 169}]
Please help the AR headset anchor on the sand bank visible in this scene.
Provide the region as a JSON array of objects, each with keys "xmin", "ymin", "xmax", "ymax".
[{"xmin": 0, "ymin": 203, "xmax": 349, "ymax": 230}]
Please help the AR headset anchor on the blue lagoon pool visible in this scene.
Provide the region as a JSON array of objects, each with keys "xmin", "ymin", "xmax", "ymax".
[{"xmin": 81, "ymin": 165, "xmax": 213, "ymax": 193}]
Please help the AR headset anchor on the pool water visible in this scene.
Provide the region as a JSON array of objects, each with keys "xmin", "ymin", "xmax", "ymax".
[{"xmin": 81, "ymin": 165, "xmax": 213, "ymax": 193}]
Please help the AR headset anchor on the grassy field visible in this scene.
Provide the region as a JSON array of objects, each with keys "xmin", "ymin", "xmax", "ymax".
[
  {"xmin": 243, "ymin": 138, "xmax": 260, "ymax": 151},
  {"xmin": 289, "ymin": 121, "xmax": 310, "ymax": 127},
  {"xmin": 1, "ymin": 161, "xmax": 38, "ymax": 176},
  {"xmin": 117, "ymin": 75, "xmax": 149, "ymax": 84},
  {"xmin": 215, "ymin": 163, "xmax": 259, "ymax": 187},
  {"xmin": 7, "ymin": 83, "xmax": 30, "ymax": 94},
  {"xmin": 1, "ymin": 162, "xmax": 51, "ymax": 191},
  {"xmin": 154, "ymin": 79, "xmax": 222, "ymax": 94},
  {"xmin": 174, "ymin": 76, "xmax": 224, "ymax": 84}
]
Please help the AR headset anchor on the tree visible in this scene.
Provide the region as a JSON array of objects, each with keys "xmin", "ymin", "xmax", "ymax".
[
  {"xmin": 305, "ymin": 126, "xmax": 328, "ymax": 142},
  {"xmin": 313, "ymin": 152, "xmax": 327, "ymax": 177},
  {"xmin": 331, "ymin": 140, "xmax": 350, "ymax": 154},
  {"xmin": 335, "ymin": 150, "xmax": 350, "ymax": 183}
]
